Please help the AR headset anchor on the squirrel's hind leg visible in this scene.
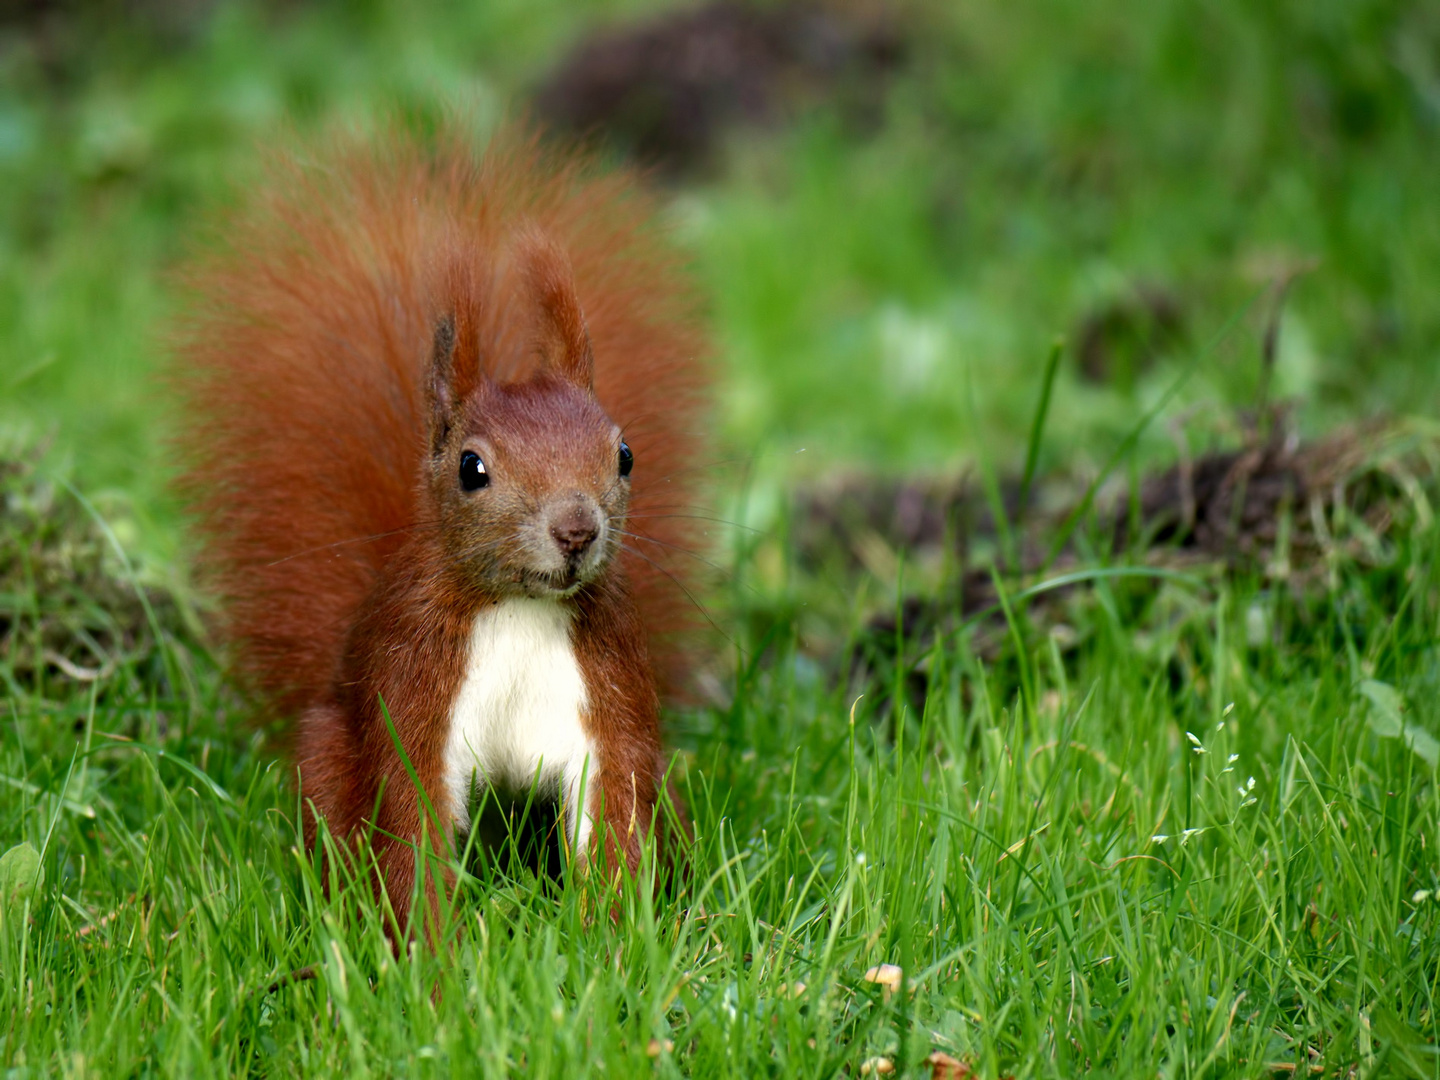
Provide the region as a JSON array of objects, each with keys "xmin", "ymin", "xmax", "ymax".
[
  {"xmin": 369, "ymin": 741, "xmax": 460, "ymax": 947},
  {"xmin": 297, "ymin": 700, "xmax": 456, "ymax": 948},
  {"xmin": 296, "ymin": 700, "xmax": 367, "ymax": 857},
  {"xmin": 587, "ymin": 759, "xmax": 667, "ymax": 890}
]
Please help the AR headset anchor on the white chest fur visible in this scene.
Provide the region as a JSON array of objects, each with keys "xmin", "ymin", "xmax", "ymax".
[{"xmin": 442, "ymin": 598, "xmax": 596, "ymax": 853}]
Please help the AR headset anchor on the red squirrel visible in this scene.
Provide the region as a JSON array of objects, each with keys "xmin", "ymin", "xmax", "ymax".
[{"xmin": 169, "ymin": 125, "xmax": 709, "ymax": 935}]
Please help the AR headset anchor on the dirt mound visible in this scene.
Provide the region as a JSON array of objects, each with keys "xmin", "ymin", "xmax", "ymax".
[
  {"xmin": 0, "ymin": 442, "xmax": 193, "ymax": 694},
  {"xmin": 534, "ymin": 1, "xmax": 905, "ymax": 174},
  {"xmin": 1075, "ymin": 286, "xmax": 1186, "ymax": 389},
  {"xmin": 791, "ymin": 416, "xmax": 1440, "ymax": 691}
]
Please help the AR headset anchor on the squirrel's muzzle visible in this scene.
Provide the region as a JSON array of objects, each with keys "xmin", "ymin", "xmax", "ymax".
[
  {"xmin": 545, "ymin": 498, "xmax": 604, "ymax": 571},
  {"xmin": 550, "ymin": 506, "xmax": 600, "ymax": 557}
]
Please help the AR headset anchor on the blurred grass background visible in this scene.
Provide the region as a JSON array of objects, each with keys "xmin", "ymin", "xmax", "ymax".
[{"xmin": 4, "ymin": 0, "xmax": 1438, "ymax": 545}]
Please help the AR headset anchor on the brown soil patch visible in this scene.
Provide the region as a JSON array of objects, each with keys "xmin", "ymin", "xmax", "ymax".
[
  {"xmin": 0, "ymin": 443, "xmax": 191, "ymax": 692},
  {"xmin": 791, "ymin": 416, "xmax": 1438, "ymax": 686},
  {"xmin": 534, "ymin": 1, "xmax": 906, "ymax": 175}
]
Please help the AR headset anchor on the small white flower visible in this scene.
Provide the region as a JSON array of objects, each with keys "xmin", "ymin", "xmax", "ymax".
[
  {"xmin": 1414, "ymin": 890, "xmax": 1433, "ymax": 904},
  {"xmin": 1186, "ymin": 732, "xmax": 1202, "ymax": 746},
  {"xmin": 1223, "ymin": 702, "xmax": 1236, "ymax": 716},
  {"xmin": 1228, "ymin": 754, "xmax": 1240, "ymax": 764},
  {"xmin": 1151, "ymin": 835, "xmax": 1169, "ymax": 844},
  {"xmin": 855, "ymin": 852, "xmax": 867, "ymax": 867},
  {"xmin": 1247, "ymin": 776, "xmax": 1256, "ymax": 792}
]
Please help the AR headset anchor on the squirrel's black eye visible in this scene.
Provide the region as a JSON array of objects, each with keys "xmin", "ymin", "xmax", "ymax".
[
  {"xmin": 459, "ymin": 450, "xmax": 489, "ymax": 491},
  {"xmin": 618, "ymin": 441, "xmax": 633, "ymax": 478}
]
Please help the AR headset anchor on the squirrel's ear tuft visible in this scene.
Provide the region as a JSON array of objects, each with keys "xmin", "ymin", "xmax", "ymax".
[
  {"xmin": 515, "ymin": 226, "xmax": 593, "ymax": 390},
  {"xmin": 428, "ymin": 312, "xmax": 457, "ymax": 456}
]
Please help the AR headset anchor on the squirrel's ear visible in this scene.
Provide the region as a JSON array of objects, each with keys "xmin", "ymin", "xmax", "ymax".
[
  {"xmin": 428, "ymin": 312, "xmax": 457, "ymax": 456},
  {"xmin": 516, "ymin": 228, "xmax": 594, "ymax": 390}
]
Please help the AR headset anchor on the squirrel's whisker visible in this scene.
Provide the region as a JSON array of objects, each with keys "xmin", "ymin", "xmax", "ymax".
[
  {"xmin": 614, "ymin": 528, "xmax": 730, "ymax": 577},
  {"xmin": 266, "ymin": 520, "xmax": 444, "ymax": 567},
  {"xmin": 632, "ymin": 455, "xmax": 749, "ymax": 486},
  {"xmin": 619, "ymin": 541, "xmax": 740, "ymax": 655},
  {"xmin": 623, "ymin": 511, "xmax": 760, "ymax": 533}
]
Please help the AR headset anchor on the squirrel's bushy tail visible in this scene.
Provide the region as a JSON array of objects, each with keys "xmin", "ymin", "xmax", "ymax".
[{"xmin": 171, "ymin": 123, "xmax": 709, "ymax": 720}]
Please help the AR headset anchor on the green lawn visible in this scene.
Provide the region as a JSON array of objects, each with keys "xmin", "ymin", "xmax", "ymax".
[{"xmin": 4, "ymin": 1, "xmax": 1440, "ymax": 1076}]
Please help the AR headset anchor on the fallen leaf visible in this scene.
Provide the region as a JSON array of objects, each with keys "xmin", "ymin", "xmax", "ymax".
[
  {"xmin": 1404, "ymin": 724, "xmax": 1440, "ymax": 768},
  {"xmin": 0, "ymin": 842, "xmax": 43, "ymax": 915},
  {"xmin": 1359, "ymin": 679, "xmax": 1404, "ymax": 736},
  {"xmin": 926, "ymin": 1050, "xmax": 974, "ymax": 1079},
  {"xmin": 1366, "ymin": 1007, "xmax": 1435, "ymax": 1080},
  {"xmin": 1360, "ymin": 680, "xmax": 1440, "ymax": 767}
]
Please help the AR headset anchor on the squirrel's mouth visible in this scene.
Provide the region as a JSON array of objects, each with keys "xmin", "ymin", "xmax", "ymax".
[
  {"xmin": 507, "ymin": 525, "xmax": 613, "ymax": 599},
  {"xmin": 518, "ymin": 567, "xmax": 587, "ymax": 599}
]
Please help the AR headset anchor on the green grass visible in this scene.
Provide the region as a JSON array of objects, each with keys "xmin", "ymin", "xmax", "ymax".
[
  {"xmin": 4, "ymin": 0, "xmax": 1440, "ymax": 1075},
  {"xmin": 6, "ymin": 503, "xmax": 1440, "ymax": 1076}
]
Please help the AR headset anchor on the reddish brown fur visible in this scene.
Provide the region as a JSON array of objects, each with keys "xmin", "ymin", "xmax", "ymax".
[{"xmin": 170, "ymin": 123, "xmax": 709, "ymax": 934}]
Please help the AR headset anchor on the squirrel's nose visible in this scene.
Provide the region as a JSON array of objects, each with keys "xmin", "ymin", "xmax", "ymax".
[{"xmin": 549, "ymin": 503, "xmax": 601, "ymax": 558}]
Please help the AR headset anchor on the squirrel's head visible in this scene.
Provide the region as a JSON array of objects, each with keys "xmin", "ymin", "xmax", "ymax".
[{"xmin": 424, "ymin": 232, "xmax": 631, "ymax": 601}]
